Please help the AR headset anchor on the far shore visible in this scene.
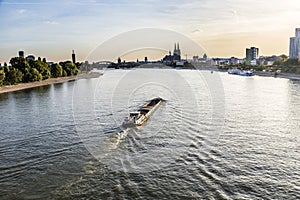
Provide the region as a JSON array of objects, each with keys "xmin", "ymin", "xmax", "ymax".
[
  {"xmin": 0, "ymin": 72, "xmax": 102, "ymax": 94},
  {"xmin": 253, "ymin": 71, "xmax": 300, "ymax": 80},
  {"xmin": 196, "ymin": 66, "xmax": 300, "ymax": 81},
  {"xmin": 1, "ymin": 68, "xmax": 299, "ymax": 95}
]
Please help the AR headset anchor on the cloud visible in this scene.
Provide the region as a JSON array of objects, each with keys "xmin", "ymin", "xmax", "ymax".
[
  {"xmin": 191, "ymin": 29, "xmax": 203, "ymax": 34},
  {"xmin": 17, "ymin": 9, "xmax": 26, "ymax": 14},
  {"xmin": 44, "ymin": 20, "xmax": 59, "ymax": 25}
]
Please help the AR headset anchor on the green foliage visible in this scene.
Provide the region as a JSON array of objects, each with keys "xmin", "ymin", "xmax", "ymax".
[
  {"xmin": 51, "ymin": 63, "xmax": 63, "ymax": 78},
  {"xmin": 284, "ymin": 58, "xmax": 299, "ymax": 66},
  {"xmin": 1, "ymin": 65, "xmax": 10, "ymax": 74},
  {"xmin": 0, "ymin": 70, "xmax": 5, "ymax": 86},
  {"xmin": 5, "ymin": 69, "xmax": 23, "ymax": 85},
  {"xmin": 32, "ymin": 60, "xmax": 51, "ymax": 80},
  {"xmin": 62, "ymin": 70, "xmax": 67, "ymax": 77},
  {"xmin": 252, "ymin": 65, "xmax": 265, "ymax": 71},
  {"xmin": 273, "ymin": 60, "xmax": 283, "ymax": 66},
  {"xmin": 281, "ymin": 65, "xmax": 300, "ymax": 74},
  {"xmin": 60, "ymin": 61, "xmax": 79, "ymax": 76},
  {"xmin": 1, "ymin": 57, "xmax": 79, "ymax": 87},
  {"xmin": 9, "ymin": 57, "xmax": 30, "ymax": 73},
  {"xmin": 41, "ymin": 69, "xmax": 51, "ymax": 80},
  {"xmin": 272, "ymin": 58, "xmax": 300, "ymax": 74},
  {"xmin": 25, "ymin": 68, "xmax": 42, "ymax": 82},
  {"xmin": 280, "ymin": 54, "xmax": 288, "ymax": 62},
  {"xmin": 273, "ymin": 58, "xmax": 299, "ymax": 67}
]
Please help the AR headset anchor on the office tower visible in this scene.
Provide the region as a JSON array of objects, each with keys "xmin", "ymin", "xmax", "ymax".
[
  {"xmin": 72, "ymin": 50, "xmax": 76, "ymax": 63},
  {"xmin": 289, "ymin": 28, "xmax": 300, "ymax": 59}
]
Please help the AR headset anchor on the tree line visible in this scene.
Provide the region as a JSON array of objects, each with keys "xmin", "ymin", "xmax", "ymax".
[
  {"xmin": 0, "ymin": 57, "xmax": 80, "ymax": 86},
  {"xmin": 217, "ymin": 56, "xmax": 300, "ymax": 74},
  {"xmin": 273, "ymin": 58, "xmax": 300, "ymax": 74}
]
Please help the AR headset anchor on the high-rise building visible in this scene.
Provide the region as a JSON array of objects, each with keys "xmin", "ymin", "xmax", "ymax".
[
  {"xmin": 246, "ymin": 47, "xmax": 259, "ymax": 63},
  {"xmin": 18, "ymin": 50, "xmax": 24, "ymax": 58},
  {"xmin": 289, "ymin": 28, "xmax": 300, "ymax": 59},
  {"xmin": 72, "ymin": 50, "xmax": 76, "ymax": 63}
]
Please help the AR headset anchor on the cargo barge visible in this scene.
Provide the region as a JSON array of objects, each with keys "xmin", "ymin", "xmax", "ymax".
[{"xmin": 124, "ymin": 97, "xmax": 164, "ymax": 126}]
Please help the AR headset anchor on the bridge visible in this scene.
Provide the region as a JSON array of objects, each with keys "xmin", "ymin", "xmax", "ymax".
[{"xmin": 91, "ymin": 61, "xmax": 114, "ymax": 69}]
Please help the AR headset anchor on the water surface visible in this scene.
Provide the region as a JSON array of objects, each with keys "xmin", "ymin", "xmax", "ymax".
[{"xmin": 0, "ymin": 69, "xmax": 299, "ymax": 199}]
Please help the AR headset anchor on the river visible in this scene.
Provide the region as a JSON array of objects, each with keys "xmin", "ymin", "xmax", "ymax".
[{"xmin": 0, "ymin": 69, "xmax": 299, "ymax": 199}]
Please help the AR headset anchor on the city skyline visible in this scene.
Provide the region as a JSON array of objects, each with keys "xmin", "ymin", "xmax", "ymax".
[{"xmin": 1, "ymin": 0, "xmax": 300, "ymax": 63}]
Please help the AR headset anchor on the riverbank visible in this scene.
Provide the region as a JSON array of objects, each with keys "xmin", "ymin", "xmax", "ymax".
[
  {"xmin": 212, "ymin": 68, "xmax": 300, "ymax": 81},
  {"xmin": 0, "ymin": 72, "xmax": 102, "ymax": 94},
  {"xmin": 254, "ymin": 71, "xmax": 300, "ymax": 80}
]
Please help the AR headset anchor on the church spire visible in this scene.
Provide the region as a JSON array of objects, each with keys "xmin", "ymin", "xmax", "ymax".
[
  {"xmin": 177, "ymin": 43, "xmax": 179, "ymax": 50},
  {"xmin": 174, "ymin": 43, "xmax": 177, "ymax": 51}
]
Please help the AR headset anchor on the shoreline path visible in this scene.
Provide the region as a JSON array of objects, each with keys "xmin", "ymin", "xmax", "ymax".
[{"xmin": 0, "ymin": 72, "xmax": 102, "ymax": 94}]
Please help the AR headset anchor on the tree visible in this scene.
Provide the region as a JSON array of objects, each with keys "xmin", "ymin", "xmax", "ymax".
[
  {"xmin": 0, "ymin": 65, "xmax": 10, "ymax": 74},
  {"xmin": 9, "ymin": 57, "xmax": 30, "ymax": 73},
  {"xmin": 280, "ymin": 54, "xmax": 288, "ymax": 61},
  {"xmin": 26, "ymin": 68, "xmax": 42, "ymax": 82},
  {"xmin": 273, "ymin": 60, "xmax": 283, "ymax": 66},
  {"xmin": 62, "ymin": 70, "xmax": 67, "ymax": 77},
  {"xmin": 0, "ymin": 70, "xmax": 5, "ymax": 86},
  {"xmin": 50, "ymin": 63, "xmax": 63, "ymax": 78},
  {"xmin": 5, "ymin": 69, "xmax": 23, "ymax": 85},
  {"xmin": 62, "ymin": 61, "xmax": 79, "ymax": 76},
  {"xmin": 32, "ymin": 60, "xmax": 51, "ymax": 80},
  {"xmin": 285, "ymin": 58, "xmax": 299, "ymax": 66}
]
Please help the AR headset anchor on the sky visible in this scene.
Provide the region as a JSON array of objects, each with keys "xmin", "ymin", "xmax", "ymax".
[{"xmin": 0, "ymin": 0, "xmax": 300, "ymax": 63}]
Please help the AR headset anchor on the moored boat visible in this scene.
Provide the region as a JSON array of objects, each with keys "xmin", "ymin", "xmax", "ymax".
[
  {"xmin": 228, "ymin": 68, "xmax": 253, "ymax": 76},
  {"xmin": 124, "ymin": 97, "xmax": 165, "ymax": 126}
]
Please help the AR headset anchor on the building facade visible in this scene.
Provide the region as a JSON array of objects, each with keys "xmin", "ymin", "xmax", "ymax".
[
  {"xmin": 162, "ymin": 42, "xmax": 181, "ymax": 65},
  {"xmin": 289, "ymin": 28, "xmax": 300, "ymax": 59},
  {"xmin": 246, "ymin": 47, "xmax": 259, "ymax": 65},
  {"xmin": 18, "ymin": 50, "xmax": 24, "ymax": 58},
  {"xmin": 173, "ymin": 43, "xmax": 181, "ymax": 61}
]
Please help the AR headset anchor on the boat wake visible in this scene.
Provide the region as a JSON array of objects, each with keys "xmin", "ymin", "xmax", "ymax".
[
  {"xmin": 108, "ymin": 128, "xmax": 129, "ymax": 146},
  {"xmin": 107, "ymin": 124, "xmax": 139, "ymax": 149},
  {"xmin": 107, "ymin": 98, "xmax": 166, "ymax": 148}
]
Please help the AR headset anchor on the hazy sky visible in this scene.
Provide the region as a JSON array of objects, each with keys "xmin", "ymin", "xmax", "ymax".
[{"xmin": 1, "ymin": 0, "xmax": 300, "ymax": 63}]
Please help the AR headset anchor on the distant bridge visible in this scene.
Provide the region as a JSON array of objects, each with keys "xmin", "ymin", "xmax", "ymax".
[{"xmin": 92, "ymin": 61, "xmax": 114, "ymax": 69}]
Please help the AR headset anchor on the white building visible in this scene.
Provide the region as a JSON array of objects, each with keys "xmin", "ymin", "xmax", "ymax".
[
  {"xmin": 289, "ymin": 28, "xmax": 300, "ymax": 59},
  {"xmin": 250, "ymin": 60, "xmax": 257, "ymax": 66}
]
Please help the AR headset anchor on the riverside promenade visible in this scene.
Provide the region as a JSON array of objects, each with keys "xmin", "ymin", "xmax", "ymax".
[{"xmin": 0, "ymin": 72, "xmax": 102, "ymax": 94}]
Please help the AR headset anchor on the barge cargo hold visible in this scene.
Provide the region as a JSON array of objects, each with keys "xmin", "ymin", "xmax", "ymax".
[{"xmin": 125, "ymin": 97, "xmax": 164, "ymax": 126}]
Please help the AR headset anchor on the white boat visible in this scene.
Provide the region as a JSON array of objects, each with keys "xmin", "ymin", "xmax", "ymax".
[{"xmin": 228, "ymin": 68, "xmax": 253, "ymax": 76}]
